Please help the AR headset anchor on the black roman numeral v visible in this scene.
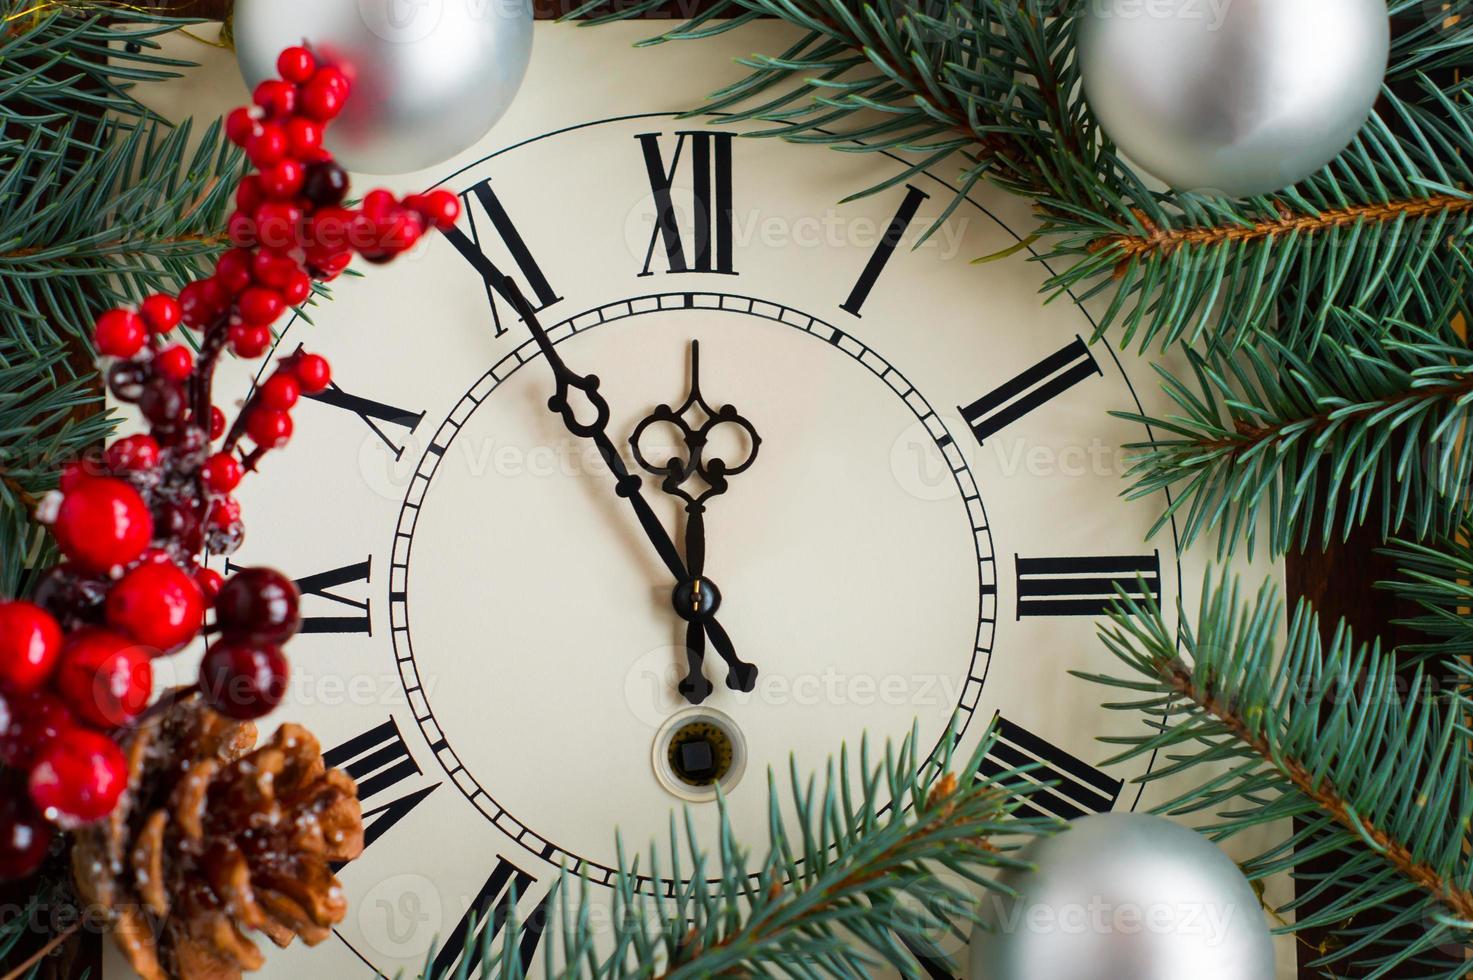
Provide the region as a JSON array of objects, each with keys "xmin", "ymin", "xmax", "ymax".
[
  {"xmin": 958, "ymin": 336, "xmax": 1101, "ymax": 445},
  {"xmin": 432, "ymin": 857, "xmax": 551, "ymax": 977},
  {"xmin": 1015, "ymin": 553, "xmax": 1161, "ymax": 618},
  {"xmin": 442, "ymin": 179, "xmax": 562, "ymax": 336},
  {"xmin": 321, "ymin": 718, "xmax": 439, "ymax": 869},
  {"xmin": 975, "ymin": 716, "xmax": 1123, "ymax": 821},
  {"xmin": 636, "ymin": 131, "xmax": 736, "ymax": 277}
]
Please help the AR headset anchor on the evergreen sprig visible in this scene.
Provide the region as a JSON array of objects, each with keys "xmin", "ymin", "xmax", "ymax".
[
  {"xmin": 431, "ymin": 725, "xmax": 1053, "ymax": 979},
  {"xmin": 1083, "ymin": 574, "xmax": 1473, "ymax": 979},
  {"xmin": 1380, "ymin": 514, "xmax": 1473, "ymax": 663}
]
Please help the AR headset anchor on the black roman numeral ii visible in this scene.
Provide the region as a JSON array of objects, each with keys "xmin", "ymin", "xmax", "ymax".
[
  {"xmin": 304, "ymin": 380, "xmax": 425, "ymax": 461},
  {"xmin": 840, "ymin": 184, "xmax": 928, "ymax": 317},
  {"xmin": 636, "ymin": 131, "xmax": 736, "ymax": 276},
  {"xmin": 958, "ymin": 336, "xmax": 1101, "ymax": 444},
  {"xmin": 442, "ymin": 179, "xmax": 563, "ymax": 336},
  {"xmin": 321, "ymin": 718, "xmax": 439, "ymax": 868},
  {"xmin": 1015, "ymin": 553, "xmax": 1161, "ymax": 618},
  {"xmin": 432, "ymin": 857, "xmax": 551, "ymax": 977},
  {"xmin": 974, "ymin": 716, "xmax": 1123, "ymax": 821}
]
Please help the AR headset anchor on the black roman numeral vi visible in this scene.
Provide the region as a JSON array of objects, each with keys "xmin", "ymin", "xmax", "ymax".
[
  {"xmin": 958, "ymin": 336, "xmax": 1100, "ymax": 444},
  {"xmin": 321, "ymin": 718, "xmax": 439, "ymax": 868},
  {"xmin": 1015, "ymin": 553, "xmax": 1161, "ymax": 618},
  {"xmin": 226, "ymin": 557, "xmax": 374, "ymax": 635},
  {"xmin": 442, "ymin": 179, "xmax": 562, "ymax": 336},
  {"xmin": 975, "ymin": 716, "xmax": 1123, "ymax": 821},
  {"xmin": 636, "ymin": 131, "xmax": 736, "ymax": 277},
  {"xmin": 432, "ymin": 857, "xmax": 551, "ymax": 977}
]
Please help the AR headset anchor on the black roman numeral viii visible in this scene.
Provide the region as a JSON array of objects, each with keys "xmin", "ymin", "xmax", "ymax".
[
  {"xmin": 958, "ymin": 336, "xmax": 1100, "ymax": 444},
  {"xmin": 975, "ymin": 716, "xmax": 1123, "ymax": 821},
  {"xmin": 432, "ymin": 857, "xmax": 551, "ymax": 977},
  {"xmin": 1015, "ymin": 553, "xmax": 1161, "ymax": 618},
  {"xmin": 840, "ymin": 184, "xmax": 928, "ymax": 317},
  {"xmin": 636, "ymin": 131, "xmax": 736, "ymax": 276},
  {"xmin": 304, "ymin": 380, "xmax": 425, "ymax": 461},
  {"xmin": 322, "ymin": 718, "xmax": 439, "ymax": 868},
  {"xmin": 442, "ymin": 179, "xmax": 562, "ymax": 336}
]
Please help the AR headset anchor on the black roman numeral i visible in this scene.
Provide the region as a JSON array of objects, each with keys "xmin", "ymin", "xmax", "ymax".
[
  {"xmin": 974, "ymin": 716, "xmax": 1123, "ymax": 821},
  {"xmin": 432, "ymin": 857, "xmax": 551, "ymax": 977},
  {"xmin": 958, "ymin": 336, "xmax": 1101, "ymax": 445},
  {"xmin": 442, "ymin": 179, "xmax": 563, "ymax": 336},
  {"xmin": 1015, "ymin": 553, "xmax": 1161, "ymax": 618},
  {"xmin": 304, "ymin": 380, "xmax": 425, "ymax": 461},
  {"xmin": 636, "ymin": 131, "xmax": 736, "ymax": 277},
  {"xmin": 840, "ymin": 184, "xmax": 928, "ymax": 317},
  {"xmin": 321, "ymin": 718, "xmax": 439, "ymax": 868}
]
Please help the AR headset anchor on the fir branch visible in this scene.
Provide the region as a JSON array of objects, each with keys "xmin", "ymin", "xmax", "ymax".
[
  {"xmin": 1379, "ymin": 515, "xmax": 1473, "ymax": 662},
  {"xmin": 1082, "ymin": 573, "xmax": 1473, "ymax": 978}
]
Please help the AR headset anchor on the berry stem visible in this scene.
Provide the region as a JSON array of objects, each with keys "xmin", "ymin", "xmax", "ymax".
[{"xmin": 190, "ymin": 309, "xmax": 233, "ymax": 432}]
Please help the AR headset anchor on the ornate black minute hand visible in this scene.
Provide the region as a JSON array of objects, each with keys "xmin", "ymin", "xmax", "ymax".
[{"xmin": 631, "ymin": 341, "xmax": 761, "ymax": 703}]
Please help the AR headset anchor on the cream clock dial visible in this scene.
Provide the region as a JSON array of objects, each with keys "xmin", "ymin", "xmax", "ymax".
[{"xmin": 196, "ymin": 93, "xmax": 1184, "ymax": 980}]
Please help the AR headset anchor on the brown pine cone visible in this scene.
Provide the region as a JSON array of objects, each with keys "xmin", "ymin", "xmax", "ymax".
[{"xmin": 72, "ymin": 691, "xmax": 364, "ymax": 980}]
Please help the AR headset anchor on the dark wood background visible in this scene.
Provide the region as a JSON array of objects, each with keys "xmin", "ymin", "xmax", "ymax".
[{"xmin": 7, "ymin": 2, "xmax": 1415, "ymax": 977}]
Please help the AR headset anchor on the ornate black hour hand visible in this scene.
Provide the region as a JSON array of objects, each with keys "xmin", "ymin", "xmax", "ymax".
[{"xmin": 631, "ymin": 341, "xmax": 761, "ymax": 703}]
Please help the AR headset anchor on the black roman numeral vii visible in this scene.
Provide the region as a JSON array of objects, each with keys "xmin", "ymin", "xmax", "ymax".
[
  {"xmin": 1015, "ymin": 553, "xmax": 1161, "ymax": 618},
  {"xmin": 321, "ymin": 718, "xmax": 439, "ymax": 868},
  {"xmin": 304, "ymin": 380, "xmax": 425, "ymax": 461},
  {"xmin": 432, "ymin": 857, "xmax": 551, "ymax": 977},
  {"xmin": 442, "ymin": 179, "xmax": 562, "ymax": 336},
  {"xmin": 840, "ymin": 184, "xmax": 929, "ymax": 317},
  {"xmin": 958, "ymin": 336, "xmax": 1101, "ymax": 445},
  {"xmin": 975, "ymin": 716, "xmax": 1123, "ymax": 821},
  {"xmin": 636, "ymin": 131, "xmax": 736, "ymax": 276}
]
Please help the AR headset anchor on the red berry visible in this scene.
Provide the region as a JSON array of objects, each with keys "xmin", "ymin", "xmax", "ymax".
[
  {"xmin": 154, "ymin": 345, "xmax": 193, "ymax": 382},
  {"xmin": 209, "ymin": 405, "xmax": 227, "ymax": 441},
  {"xmin": 105, "ymin": 563, "xmax": 205, "ymax": 653},
  {"xmin": 215, "ymin": 247, "xmax": 254, "ymax": 294},
  {"xmin": 29, "ymin": 730, "xmax": 127, "ymax": 827},
  {"xmin": 196, "ymin": 567, "xmax": 224, "ymax": 604},
  {"xmin": 235, "ymin": 173, "xmax": 266, "ymax": 214},
  {"xmin": 0, "ymin": 792, "xmax": 51, "ymax": 881},
  {"xmin": 138, "ymin": 294, "xmax": 182, "ymax": 334},
  {"xmin": 361, "ymin": 189, "xmax": 397, "ymax": 220},
  {"xmin": 51, "ymin": 478, "xmax": 153, "ymax": 572},
  {"xmin": 207, "ymin": 495, "xmax": 241, "ymax": 528},
  {"xmin": 179, "ymin": 278, "xmax": 227, "ymax": 327},
  {"xmin": 93, "ymin": 308, "xmax": 146, "ymax": 358},
  {"xmin": 307, "ymin": 249, "xmax": 353, "ymax": 282},
  {"xmin": 246, "ymin": 407, "xmax": 293, "ymax": 449},
  {"xmin": 285, "ymin": 117, "xmax": 324, "ymax": 158},
  {"xmin": 215, "ymin": 567, "xmax": 301, "ymax": 642},
  {"xmin": 301, "ymin": 68, "xmax": 349, "ymax": 120},
  {"xmin": 281, "ymin": 269, "xmax": 312, "ymax": 306},
  {"xmin": 229, "ymin": 323, "xmax": 272, "ymax": 359},
  {"xmin": 54, "ymin": 629, "xmax": 153, "ymax": 728},
  {"xmin": 409, "ymin": 189, "xmax": 462, "ymax": 231},
  {"xmin": 0, "ymin": 692, "xmax": 75, "ymax": 769},
  {"xmin": 246, "ymin": 122, "xmax": 288, "ymax": 168},
  {"xmin": 253, "ymin": 79, "xmax": 297, "ymax": 118},
  {"xmin": 199, "ymin": 637, "xmax": 289, "ymax": 720},
  {"xmin": 200, "ymin": 452, "xmax": 244, "ymax": 493},
  {"xmin": 259, "ymin": 159, "xmax": 305, "ymax": 199},
  {"xmin": 238, "ymin": 287, "xmax": 286, "ymax": 327},
  {"xmin": 251, "ymin": 250, "xmax": 299, "ymax": 289},
  {"xmin": 103, "ymin": 433, "xmax": 161, "ymax": 472},
  {"xmin": 260, "ymin": 373, "xmax": 301, "ymax": 410},
  {"xmin": 224, "ymin": 106, "xmax": 259, "ymax": 146},
  {"xmin": 277, "ymin": 46, "xmax": 317, "ymax": 84},
  {"xmin": 227, "ymin": 209, "xmax": 259, "ymax": 248},
  {"xmin": 0, "ymin": 603, "xmax": 61, "ymax": 695},
  {"xmin": 254, "ymin": 201, "xmax": 304, "ymax": 251},
  {"xmin": 293, "ymin": 353, "xmax": 332, "ymax": 393}
]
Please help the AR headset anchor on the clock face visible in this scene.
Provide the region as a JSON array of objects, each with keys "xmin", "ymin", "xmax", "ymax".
[{"xmin": 205, "ymin": 110, "xmax": 1181, "ymax": 977}]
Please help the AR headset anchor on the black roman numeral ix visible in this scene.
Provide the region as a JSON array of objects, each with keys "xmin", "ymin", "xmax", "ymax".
[
  {"xmin": 636, "ymin": 131, "xmax": 736, "ymax": 277},
  {"xmin": 442, "ymin": 179, "xmax": 562, "ymax": 336},
  {"xmin": 840, "ymin": 184, "xmax": 929, "ymax": 317},
  {"xmin": 958, "ymin": 336, "xmax": 1101, "ymax": 445},
  {"xmin": 304, "ymin": 380, "xmax": 425, "ymax": 461},
  {"xmin": 1015, "ymin": 553, "xmax": 1161, "ymax": 618},
  {"xmin": 321, "ymin": 718, "xmax": 439, "ymax": 868},
  {"xmin": 975, "ymin": 716, "xmax": 1123, "ymax": 821},
  {"xmin": 432, "ymin": 857, "xmax": 551, "ymax": 977}
]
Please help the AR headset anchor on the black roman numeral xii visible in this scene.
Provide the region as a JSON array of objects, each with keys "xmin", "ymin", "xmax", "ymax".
[{"xmin": 637, "ymin": 131, "xmax": 736, "ymax": 276}]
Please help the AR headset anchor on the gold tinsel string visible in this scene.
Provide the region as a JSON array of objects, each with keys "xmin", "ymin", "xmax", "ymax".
[{"xmin": 2, "ymin": 0, "xmax": 231, "ymax": 48}]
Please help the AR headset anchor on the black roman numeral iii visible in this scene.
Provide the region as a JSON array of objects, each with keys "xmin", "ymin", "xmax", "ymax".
[
  {"xmin": 432, "ymin": 857, "xmax": 551, "ymax": 977},
  {"xmin": 958, "ymin": 336, "xmax": 1101, "ymax": 444},
  {"xmin": 636, "ymin": 131, "xmax": 736, "ymax": 276},
  {"xmin": 1015, "ymin": 553, "xmax": 1161, "ymax": 618},
  {"xmin": 304, "ymin": 380, "xmax": 425, "ymax": 461},
  {"xmin": 974, "ymin": 716, "xmax": 1123, "ymax": 821},
  {"xmin": 840, "ymin": 184, "xmax": 928, "ymax": 317},
  {"xmin": 442, "ymin": 179, "xmax": 562, "ymax": 336},
  {"xmin": 321, "ymin": 718, "xmax": 439, "ymax": 868}
]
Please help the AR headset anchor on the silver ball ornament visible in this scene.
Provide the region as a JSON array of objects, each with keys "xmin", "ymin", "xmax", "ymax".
[
  {"xmin": 970, "ymin": 813, "xmax": 1275, "ymax": 980},
  {"xmin": 1079, "ymin": 0, "xmax": 1389, "ymax": 197},
  {"xmin": 234, "ymin": 0, "xmax": 532, "ymax": 175}
]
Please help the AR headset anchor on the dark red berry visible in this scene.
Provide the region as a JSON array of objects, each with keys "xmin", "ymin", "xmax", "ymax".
[
  {"xmin": 199, "ymin": 637, "xmax": 289, "ymax": 720},
  {"xmin": 196, "ymin": 567, "xmax": 224, "ymax": 604},
  {"xmin": 0, "ymin": 602, "xmax": 61, "ymax": 694},
  {"xmin": 139, "ymin": 380, "xmax": 186, "ymax": 427},
  {"xmin": 29, "ymin": 566, "xmax": 108, "ymax": 633},
  {"xmin": 210, "ymin": 405, "xmax": 227, "ymax": 440},
  {"xmin": 103, "ymin": 433, "xmax": 161, "ymax": 472},
  {"xmin": 107, "ymin": 361, "xmax": 150, "ymax": 403},
  {"xmin": 29, "ymin": 730, "xmax": 127, "ymax": 826},
  {"xmin": 0, "ymin": 691, "xmax": 75, "ymax": 769},
  {"xmin": 0, "ymin": 791, "xmax": 51, "ymax": 881},
  {"xmin": 105, "ymin": 562, "xmax": 205, "ymax": 653},
  {"xmin": 154, "ymin": 499, "xmax": 204, "ymax": 554},
  {"xmin": 302, "ymin": 161, "xmax": 350, "ymax": 208},
  {"xmin": 207, "ymin": 496, "xmax": 241, "ymax": 529},
  {"xmin": 277, "ymin": 46, "xmax": 317, "ymax": 84},
  {"xmin": 51, "ymin": 477, "xmax": 153, "ymax": 572},
  {"xmin": 215, "ymin": 567, "xmax": 301, "ymax": 642},
  {"xmin": 54, "ymin": 628, "xmax": 153, "ymax": 727}
]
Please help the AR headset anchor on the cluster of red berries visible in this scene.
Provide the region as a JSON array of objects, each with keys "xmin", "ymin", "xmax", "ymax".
[{"xmin": 0, "ymin": 45, "xmax": 460, "ymax": 882}]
